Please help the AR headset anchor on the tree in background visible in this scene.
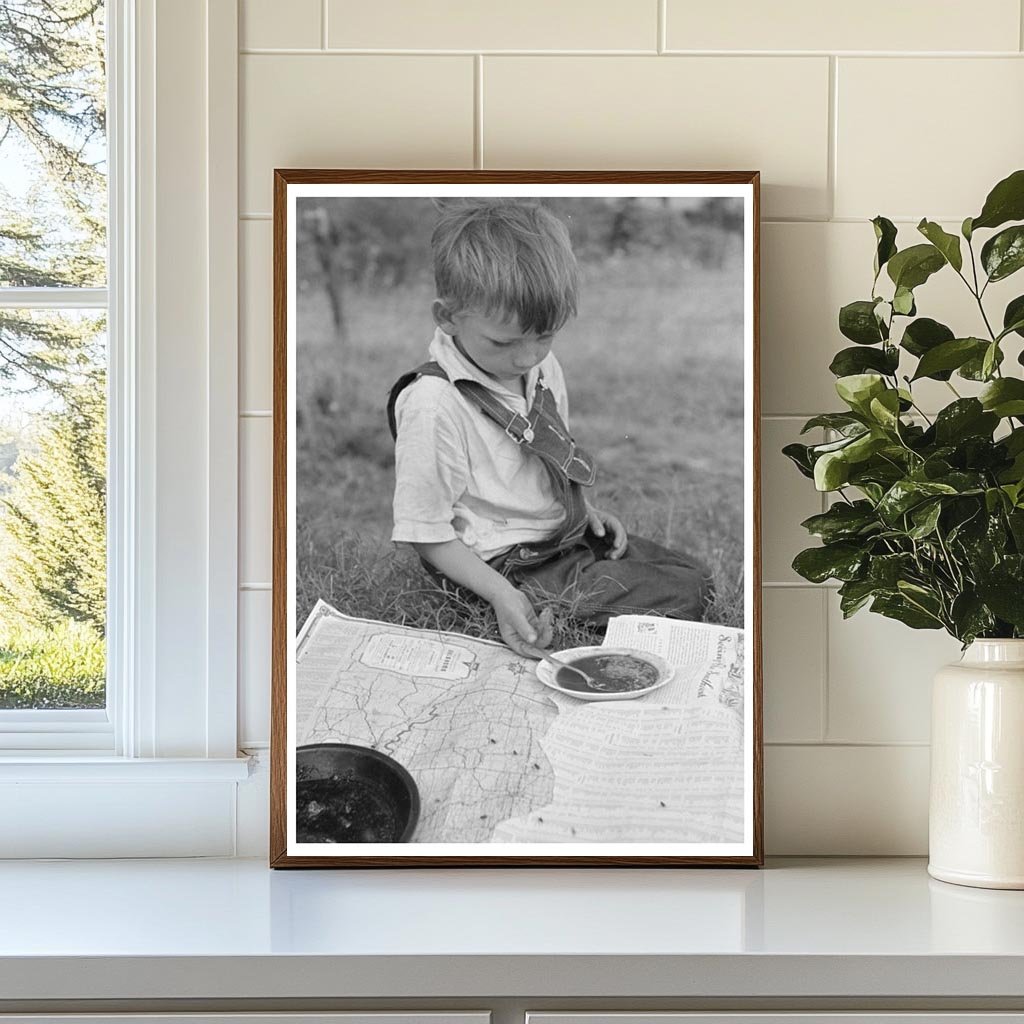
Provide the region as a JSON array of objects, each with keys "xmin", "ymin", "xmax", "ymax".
[
  {"xmin": 0, "ymin": 370, "xmax": 105, "ymax": 633},
  {"xmin": 0, "ymin": 0, "xmax": 107, "ymax": 690},
  {"xmin": 0, "ymin": 0, "xmax": 106, "ymax": 396}
]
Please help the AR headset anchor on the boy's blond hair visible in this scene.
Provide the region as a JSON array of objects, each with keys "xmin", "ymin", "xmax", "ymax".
[{"xmin": 431, "ymin": 199, "xmax": 579, "ymax": 335}]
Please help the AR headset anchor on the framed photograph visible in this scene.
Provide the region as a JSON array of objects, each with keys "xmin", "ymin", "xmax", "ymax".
[{"xmin": 270, "ymin": 170, "xmax": 762, "ymax": 867}]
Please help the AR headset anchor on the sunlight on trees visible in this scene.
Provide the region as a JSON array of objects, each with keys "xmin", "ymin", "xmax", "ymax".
[{"xmin": 0, "ymin": 1, "xmax": 107, "ymax": 709}]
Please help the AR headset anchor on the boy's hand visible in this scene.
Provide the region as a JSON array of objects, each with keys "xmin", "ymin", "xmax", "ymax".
[
  {"xmin": 586, "ymin": 505, "xmax": 628, "ymax": 559},
  {"xmin": 492, "ymin": 589, "xmax": 554, "ymax": 657}
]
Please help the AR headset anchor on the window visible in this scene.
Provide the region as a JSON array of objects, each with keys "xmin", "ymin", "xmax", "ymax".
[
  {"xmin": 0, "ymin": 1, "xmax": 111, "ymax": 749},
  {"xmin": 0, "ymin": 0, "xmax": 246, "ymax": 857}
]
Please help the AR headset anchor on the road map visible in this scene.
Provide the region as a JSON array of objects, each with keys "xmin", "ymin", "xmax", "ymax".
[
  {"xmin": 295, "ymin": 600, "xmax": 746, "ymax": 844},
  {"xmin": 296, "ymin": 600, "xmax": 557, "ymax": 842}
]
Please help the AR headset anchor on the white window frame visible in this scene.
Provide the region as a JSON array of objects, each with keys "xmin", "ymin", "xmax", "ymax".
[{"xmin": 0, "ymin": 0, "xmax": 249, "ymax": 857}]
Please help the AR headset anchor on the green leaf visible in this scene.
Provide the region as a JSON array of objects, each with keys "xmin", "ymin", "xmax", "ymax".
[
  {"xmin": 1003, "ymin": 295, "xmax": 1024, "ymax": 339},
  {"xmin": 839, "ymin": 299, "xmax": 887, "ymax": 345},
  {"xmin": 933, "ymin": 399, "xmax": 999, "ymax": 445},
  {"xmin": 982, "ymin": 341, "xmax": 1000, "ymax": 381},
  {"xmin": 950, "ymin": 593, "xmax": 995, "ymax": 644},
  {"xmin": 871, "ymin": 594, "xmax": 943, "ymax": 630},
  {"xmin": 979, "ymin": 378, "xmax": 1024, "ymax": 418},
  {"xmin": 886, "ymin": 244, "xmax": 946, "ymax": 291},
  {"xmin": 892, "ymin": 286, "xmax": 916, "ymax": 316},
  {"xmin": 976, "ymin": 573, "xmax": 1024, "ymax": 629},
  {"xmin": 868, "ymin": 389, "xmax": 902, "ymax": 430},
  {"xmin": 971, "ymin": 168, "xmax": 1024, "ymax": 232},
  {"xmin": 872, "ymin": 215, "xmax": 898, "ymax": 277},
  {"xmin": 867, "ymin": 553, "xmax": 915, "ymax": 587},
  {"xmin": 912, "ymin": 338, "xmax": 988, "ymax": 381},
  {"xmin": 900, "ymin": 318, "xmax": 955, "ymax": 365},
  {"xmin": 877, "ymin": 479, "xmax": 958, "ymax": 524},
  {"xmin": 959, "ymin": 344, "xmax": 1004, "ymax": 381},
  {"xmin": 800, "ymin": 413, "xmax": 866, "ymax": 435},
  {"xmin": 800, "ymin": 501, "xmax": 879, "ymax": 543},
  {"xmin": 845, "ymin": 432, "xmax": 888, "ymax": 466},
  {"xmin": 835, "ymin": 373, "xmax": 887, "ymax": 413},
  {"xmin": 782, "ymin": 442, "xmax": 815, "ymax": 479},
  {"xmin": 792, "ymin": 543, "xmax": 866, "ymax": 584},
  {"xmin": 962, "ymin": 216, "xmax": 974, "ymax": 241},
  {"xmin": 981, "ymin": 225, "xmax": 1024, "ymax": 282},
  {"xmin": 829, "ymin": 345, "xmax": 900, "ymax": 378},
  {"xmin": 838, "ymin": 579, "xmax": 880, "ymax": 617},
  {"xmin": 814, "ymin": 450, "xmax": 851, "ymax": 491},
  {"xmin": 917, "ymin": 219, "xmax": 963, "ymax": 272},
  {"xmin": 908, "ymin": 500, "xmax": 943, "ymax": 539}
]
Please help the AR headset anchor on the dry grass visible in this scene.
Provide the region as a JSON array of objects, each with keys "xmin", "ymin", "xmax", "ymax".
[{"xmin": 296, "ymin": 250, "xmax": 746, "ymax": 641}]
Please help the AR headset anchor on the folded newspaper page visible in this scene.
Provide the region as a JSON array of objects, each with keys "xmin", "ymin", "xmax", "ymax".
[
  {"xmin": 296, "ymin": 600, "xmax": 745, "ymax": 844},
  {"xmin": 491, "ymin": 616, "xmax": 745, "ymax": 843}
]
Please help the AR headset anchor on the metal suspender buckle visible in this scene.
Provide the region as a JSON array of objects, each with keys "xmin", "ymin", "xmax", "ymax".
[{"xmin": 505, "ymin": 414, "xmax": 534, "ymax": 444}]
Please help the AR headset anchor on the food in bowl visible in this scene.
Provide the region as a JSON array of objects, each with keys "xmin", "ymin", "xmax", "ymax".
[
  {"xmin": 296, "ymin": 770, "xmax": 402, "ymax": 843},
  {"xmin": 294, "ymin": 744, "xmax": 419, "ymax": 844},
  {"xmin": 556, "ymin": 652, "xmax": 661, "ymax": 694}
]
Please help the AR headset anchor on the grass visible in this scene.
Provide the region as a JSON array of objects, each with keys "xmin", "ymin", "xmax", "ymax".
[
  {"xmin": 296, "ymin": 249, "xmax": 747, "ymax": 643},
  {"xmin": 0, "ymin": 618, "xmax": 105, "ymax": 709}
]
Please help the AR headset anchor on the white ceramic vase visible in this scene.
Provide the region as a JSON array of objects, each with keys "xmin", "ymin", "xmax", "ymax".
[{"xmin": 929, "ymin": 639, "xmax": 1024, "ymax": 889}]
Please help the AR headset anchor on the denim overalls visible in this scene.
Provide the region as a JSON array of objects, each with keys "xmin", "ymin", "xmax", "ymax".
[{"xmin": 388, "ymin": 363, "xmax": 712, "ymax": 625}]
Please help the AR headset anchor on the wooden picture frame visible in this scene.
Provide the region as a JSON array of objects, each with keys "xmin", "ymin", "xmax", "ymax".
[{"xmin": 271, "ymin": 170, "xmax": 762, "ymax": 867}]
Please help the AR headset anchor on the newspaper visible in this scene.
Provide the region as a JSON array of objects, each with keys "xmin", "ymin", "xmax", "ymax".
[
  {"xmin": 492, "ymin": 616, "xmax": 745, "ymax": 843},
  {"xmin": 296, "ymin": 601, "xmax": 746, "ymax": 844}
]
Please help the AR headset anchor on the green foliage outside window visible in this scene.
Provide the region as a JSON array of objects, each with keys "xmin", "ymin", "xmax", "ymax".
[{"xmin": 0, "ymin": 1, "xmax": 107, "ymax": 708}]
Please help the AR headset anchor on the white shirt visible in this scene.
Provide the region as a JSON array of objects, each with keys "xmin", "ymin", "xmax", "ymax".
[{"xmin": 392, "ymin": 328, "xmax": 571, "ymax": 561}]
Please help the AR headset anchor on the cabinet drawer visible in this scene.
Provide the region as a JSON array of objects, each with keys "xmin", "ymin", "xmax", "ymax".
[{"xmin": 528, "ymin": 1016, "xmax": 1024, "ymax": 1024}]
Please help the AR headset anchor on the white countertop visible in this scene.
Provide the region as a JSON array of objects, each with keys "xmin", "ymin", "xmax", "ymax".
[{"xmin": 2, "ymin": 857, "xmax": 1024, "ymax": 1001}]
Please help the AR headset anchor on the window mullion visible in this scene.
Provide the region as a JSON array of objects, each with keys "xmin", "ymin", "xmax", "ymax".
[{"xmin": 0, "ymin": 287, "xmax": 108, "ymax": 310}]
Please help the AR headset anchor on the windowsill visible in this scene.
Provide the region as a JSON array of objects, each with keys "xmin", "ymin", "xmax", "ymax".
[
  {"xmin": 0, "ymin": 754, "xmax": 252, "ymax": 781},
  {"xmin": 0, "ymin": 857, "xmax": 1023, "ymax": 1004}
]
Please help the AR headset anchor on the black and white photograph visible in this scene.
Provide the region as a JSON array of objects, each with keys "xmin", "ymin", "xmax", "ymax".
[{"xmin": 271, "ymin": 171, "xmax": 762, "ymax": 867}]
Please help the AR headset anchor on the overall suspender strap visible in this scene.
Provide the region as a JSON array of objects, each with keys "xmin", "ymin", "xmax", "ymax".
[
  {"xmin": 387, "ymin": 361, "xmax": 535, "ymax": 444},
  {"xmin": 387, "ymin": 360, "xmax": 596, "ymax": 571},
  {"xmin": 387, "ymin": 362, "xmax": 597, "ymax": 487},
  {"xmin": 386, "ymin": 361, "xmax": 449, "ymax": 440}
]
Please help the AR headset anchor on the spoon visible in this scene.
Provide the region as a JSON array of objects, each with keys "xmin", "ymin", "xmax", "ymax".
[{"xmin": 522, "ymin": 644, "xmax": 597, "ymax": 692}]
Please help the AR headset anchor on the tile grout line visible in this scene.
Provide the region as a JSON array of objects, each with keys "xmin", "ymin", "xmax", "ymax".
[
  {"xmin": 474, "ymin": 55, "xmax": 484, "ymax": 169},
  {"xmin": 827, "ymin": 55, "xmax": 838, "ymax": 221},
  {"xmin": 766, "ymin": 740, "xmax": 931, "ymax": 748},
  {"xmin": 820, "ymin": 425, "xmax": 832, "ymax": 741},
  {"xmin": 820, "ymin": 587, "xmax": 830, "ymax": 743},
  {"xmin": 237, "ymin": 47, "xmax": 1024, "ymax": 57},
  {"xmin": 1021, "ymin": 0, "xmax": 1024, "ymax": 52},
  {"xmin": 321, "ymin": 0, "xmax": 328, "ymax": 50},
  {"xmin": 657, "ymin": 0, "xmax": 666, "ymax": 54}
]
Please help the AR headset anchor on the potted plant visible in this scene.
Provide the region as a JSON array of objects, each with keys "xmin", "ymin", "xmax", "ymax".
[{"xmin": 785, "ymin": 169, "xmax": 1024, "ymax": 889}]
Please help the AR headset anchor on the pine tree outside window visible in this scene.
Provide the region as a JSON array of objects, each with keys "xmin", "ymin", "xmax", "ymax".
[{"xmin": 0, "ymin": 1, "xmax": 109, "ymax": 727}]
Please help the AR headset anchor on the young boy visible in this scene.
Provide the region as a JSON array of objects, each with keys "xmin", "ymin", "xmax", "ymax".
[{"xmin": 387, "ymin": 199, "xmax": 711, "ymax": 657}]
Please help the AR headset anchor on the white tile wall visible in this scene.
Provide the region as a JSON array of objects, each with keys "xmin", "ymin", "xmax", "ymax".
[
  {"xmin": 239, "ymin": 417, "xmax": 272, "ymax": 587},
  {"xmin": 241, "ymin": 0, "xmax": 321, "ymax": 50},
  {"xmin": 762, "ymin": 588, "xmax": 825, "ymax": 744},
  {"xmin": 240, "ymin": 54, "xmax": 475, "ymax": 213},
  {"xmin": 326, "ymin": 0, "xmax": 658, "ymax": 51},
  {"xmin": 665, "ymin": 0, "xmax": 1021, "ymax": 53},
  {"xmin": 483, "ymin": 56, "xmax": 831, "ymax": 220},
  {"xmin": 236, "ymin": 2, "xmax": 1024, "ymax": 854},
  {"xmin": 239, "ymin": 590, "xmax": 272, "ymax": 748},
  {"xmin": 835, "ymin": 58, "xmax": 1024, "ymax": 221},
  {"xmin": 240, "ymin": 219, "xmax": 273, "ymax": 412}
]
